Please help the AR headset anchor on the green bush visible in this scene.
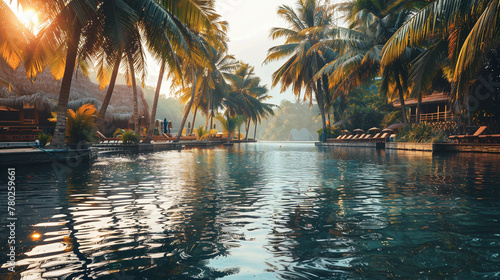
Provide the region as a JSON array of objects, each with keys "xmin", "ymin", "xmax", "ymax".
[
  {"xmin": 37, "ymin": 132, "xmax": 52, "ymax": 147},
  {"xmin": 317, "ymin": 126, "xmax": 341, "ymax": 141},
  {"xmin": 114, "ymin": 129, "xmax": 139, "ymax": 145},
  {"xmin": 396, "ymin": 123, "xmax": 447, "ymax": 143},
  {"xmin": 347, "ymin": 106, "xmax": 385, "ymax": 131},
  {"xmin": 65, "ymin": 104, "xmax": 97, "ymax": 144},
  {"xmin": 195, "ymin": 126, "xmax": 209, "ymax": 140}
]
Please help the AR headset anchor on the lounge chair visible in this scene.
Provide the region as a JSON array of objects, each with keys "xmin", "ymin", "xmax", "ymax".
[
  {"xmin": 154, "ymin": 133, "xmax": 196, "ymax": 141},
  {"xmin": 343, "ymin": 135, "xmax": 354, "ymax": 142},
  {"xmin": 351, "ymin": 134, "xmax": 361, "ymax": 140},
  {"xmin": 96, "ymin": 131, "xmax": 121, "ymax": 143},
  {"xmin": 326, "ymin": 135, "xmax": 341, "ymax": 143},
  {"xmin": 372, "ymin": 133, "xmax": 389, "ymax": 143},
  {"xmin": 449, "ymin": 126, "xmax": 487, "ymax": 143},
  {"xmin": 478, "ymin": 134, "xmax": 500, "ymax": 144},
  {"xmin": 353, "ymin": 134, "xmax": 366, "ymax": 141},
  {"xmin": 361, "ymin": 134, "xmax": 372, "ymax": 141},
  {"xmin": 369, "ymin": 133, "xmax": 381, "ymax": 141}
]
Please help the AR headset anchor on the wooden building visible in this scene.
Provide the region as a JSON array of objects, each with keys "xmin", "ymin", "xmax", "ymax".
[{"xmin": 394, "ymin": 92, "xmax": 454, "ymax": 123}]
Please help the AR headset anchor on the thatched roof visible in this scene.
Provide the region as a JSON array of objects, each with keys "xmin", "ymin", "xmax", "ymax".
[
  {"xmin": 0, "ymin": 60, "xmax": 150, "ymax": 123},
  {"xmin": 394, "ymin": 92, "xmax": 450, "ymax": 108},
  {"xmin": 0, "ymin": 91, "xmax": 57, "ymax": 111}
]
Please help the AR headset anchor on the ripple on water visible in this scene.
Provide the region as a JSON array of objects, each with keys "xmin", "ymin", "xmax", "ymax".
[{"xmin": 0, "ymin": 144, "xmax": 499, "ymax": 279}]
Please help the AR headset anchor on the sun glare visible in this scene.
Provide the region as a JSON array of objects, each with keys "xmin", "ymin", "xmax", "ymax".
[
  {"xmin": 7, "ymin": 2, "xmax": 40, "ymax": 35},
  {"xmin": 21, "ymin": 9, "xmax": 38, "ymax": 29}
]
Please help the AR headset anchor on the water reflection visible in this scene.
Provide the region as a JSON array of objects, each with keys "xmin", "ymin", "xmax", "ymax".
[{"xmin": 0, "ymin": 143, "xmax": 499, "ymax": 279}]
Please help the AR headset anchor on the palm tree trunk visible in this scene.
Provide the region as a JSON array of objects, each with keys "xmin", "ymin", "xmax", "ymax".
[
  {"xmin": 315, "ymin": 81, "xmax": 327, "ymax": 141},
  {"xmin": 191, "ymin": 104, "xmax": 199, "ymax": 134},
  {"xmin": 254, "ymin": 121, "xmax": 258, "ymax": 139},
  {"xmin": 244, "ymin": 120, "xmax": 250, "ymax": 140},
  {"xmin": 49, "ymin": 24, "xmax": 82, "ymax": 149},
  {"xmin": 176, "ymin": 68, "xmax": 197, "ymax": 142},
  {"xmin": 396, "ymin": 77, "xmax": 408, "ymax": 124},
  {"xmin": 127, "ymin": 51, "xmax": 139, "ymax": 134},
  {"xmin": 210, "ymin": 113, "xmax": 214, "ymax": 130},
  {"xmin": 99, "ymin": 52, "xmax": 122, "ymax": 134},
  {"xmin": 416, "ymin": 93, "xmax": 422, "ymax": 123},
  {"xmin": 144, "ymin": 60, "xmax": 166, "ymax": 144}
]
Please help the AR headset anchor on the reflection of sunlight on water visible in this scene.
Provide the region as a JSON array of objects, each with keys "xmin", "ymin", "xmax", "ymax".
[{"xmin": 0, "ymin": 143, "xmax": 499, "ymax": 279}]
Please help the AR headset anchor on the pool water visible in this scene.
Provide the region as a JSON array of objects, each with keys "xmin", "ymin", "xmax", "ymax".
[{"xmin": 1, "ymin": 142, "xmax": 500, "ymax": 279}]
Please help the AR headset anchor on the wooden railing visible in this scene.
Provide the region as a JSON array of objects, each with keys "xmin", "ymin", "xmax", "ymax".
[{"xmin": 410, "ymin": 111, "xmax": 454, "ymax": 123}]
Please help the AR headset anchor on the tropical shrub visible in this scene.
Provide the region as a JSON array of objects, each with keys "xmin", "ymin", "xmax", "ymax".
[
  {"xmin": 317, "ymin": 126, "xmax": 341, "ymax": 141},
  {"xmin": 195, "ymin": 126, "xmax": 209, "ymax": 140},
  {"xmin": 50, "ymin": 104, "xmax": 98, "ymax": 144},
  {"xmin": 215, "ymin": 114, "xmax": 245, "ymax": 142},
  {"xmin": 37, "ymin": 132, "xmax": 52, "ymax": 147},
  {"xmin": 396, "ymin": 123, "xmax": 447, "ymax": 143},
  {"xmin": 347, "ymin": 106, "xmax": 385, "ymax": 132},
  {"xmin": 114, "ymin": 129, "xmax": 139, "ymax": 145}
]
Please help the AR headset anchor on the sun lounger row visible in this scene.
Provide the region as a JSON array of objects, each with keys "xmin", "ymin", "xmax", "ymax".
[
  {"xmin": 327, "ymin": 132, "xmax": 391, "ymax": 143},
  {"xmin": 97, "ymin": 131, "xmax": 197, "ymax": 143},
  {"xmin": 449, "ymin": 126, "xmax": 500, "ymax": 143}
]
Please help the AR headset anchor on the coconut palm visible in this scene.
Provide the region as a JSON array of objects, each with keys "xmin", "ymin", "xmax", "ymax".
[
  {"xmin": 142, "ymin": 0, "xmax": 226, "ymax": 143},
  {"xmin": 168, "ymin": 2, "xmax": 229, "ymax": 143},
  {"xmin": 0, "ymin": 1, "xmax": 33, "ymax": 91},
  {"xmin": 316, "ymin": 0, "xmax": 418, "ymax": 124},
  {"xmin": 381, "ymin": 0, "xmax": 500, "ymax": 109},
  {"xmin": 265, "ymin": 0, "xmax": 337, "ymax": 137},
  {"xmin": 215, "ymin": 113, "xmax": 244, "ymax": 143},
  {"xmin": 21, "ymin": 0, "xmax": 142, "ymax": 147},
  {"xmin": 20, "ymin": 0, "xmax": 98, "ymax": 148},
  {"xmin": 224, "ymin": 63, "xmax": 275, "ymax": 139}
]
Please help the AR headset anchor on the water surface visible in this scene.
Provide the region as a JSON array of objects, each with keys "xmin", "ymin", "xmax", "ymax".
[{"xmin": 1, "ymin": 142, "xmax": 500, "ymax": 279}]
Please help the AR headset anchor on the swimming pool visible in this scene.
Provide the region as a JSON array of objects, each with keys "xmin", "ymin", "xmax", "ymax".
[{"xmin": 1, "ymin": 142, "xmax": 499, "ymax": 279}]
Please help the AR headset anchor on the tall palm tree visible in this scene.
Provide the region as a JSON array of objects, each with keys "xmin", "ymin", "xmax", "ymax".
[
  {"xmin": 142, "ymin": 0, "xmax": 226, "ymax": 143},
  {"xmin": 381, "ymin": 0, "xmax": 500, "ymax": 113},
  {"xmin": 22, "ymin": 0, "xmax": 97, "ymax": 148},
  {"xmin": 0, "ymin": 1, "xmax": 34, "ymax": 90},
  {"xmin": 169, "ymin": 1, "xmax": 229, "ymax": 143},
  {"xmin": 265, "ymin": 0, "xmax": 337, "ymax": 140},
  {"xmin": 316, "ymin": 0, "xmax": 417, "ymax": 124},
  {"xmin": 224, "ymin": 63, "xmax": 275, "ymax": 139}
]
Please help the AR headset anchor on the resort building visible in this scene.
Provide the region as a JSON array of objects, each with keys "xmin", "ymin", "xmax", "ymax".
[
  {"xmin": 0, "ymin": 61, "xmax": 151, "ymax": 141},
  {"xmin": 393, "ymin": 92, "xmax": 454, "ymax": 123}
]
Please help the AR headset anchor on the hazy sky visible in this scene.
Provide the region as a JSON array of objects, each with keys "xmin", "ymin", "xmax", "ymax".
[
  {"xmin": 214, "ymin": 0, "xmax": 298, "ymax": 105},
  {"xmin": 212, "ymin": 0, "xmax": 344, "ymax": 105}
]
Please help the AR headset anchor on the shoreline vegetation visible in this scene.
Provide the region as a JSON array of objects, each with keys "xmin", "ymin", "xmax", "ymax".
[{"xmin": 0, "ymin": 0, "xmax": 498, "ymax": 149}]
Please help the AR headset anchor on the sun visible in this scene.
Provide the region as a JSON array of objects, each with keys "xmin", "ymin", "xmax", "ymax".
[
  {"xmin": 20, "ymin": 9, "xmax": 39, "ymax": 32},
  {"xmin": 6, "ymin": 2, "xmax": 40, "ymax": 35}
]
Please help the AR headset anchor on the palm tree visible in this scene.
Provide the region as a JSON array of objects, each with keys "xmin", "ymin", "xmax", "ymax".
[
  {"xmin": 21, "ymin": 0, "xmax": 140, "ymax": 147},
  {"xmin": 224, "ymin": 63, "xmax": 275, "ymax": 139},
  {"xmin": 381, "ymin": 0, "xmax": 500, "ymax": 115},
  {"xmin": 316, "ymin": 0, "xmax": 417, "ymax": 124},
  {"xmin": 215, "ymin": 113, "xmax": 244, "ymax": 143},
  {"xmin": 0, "ymin": 2, "xmax": 33, "ymax": 90},
  {"xmin": 142, "ymin": 0, "xmax": 226, "ymax": 144},
  {"xmin": 188, "ymin": 51, "xmax": 238, "ymax": 133},
  {"xmin": 264, "ymin": 0, "xmax": 336, "ymax": 138},
  {"xmin": 170, "ymin": 1, "xmax": 229, "ymax": 143},
  {"xmin": 22, "ymin": 0, "xmax": 97, "ymax": 148}
]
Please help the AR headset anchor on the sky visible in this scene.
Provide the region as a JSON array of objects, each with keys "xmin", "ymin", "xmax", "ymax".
[
  {"xmin": 212, "ymin": 0, "xmax": 344, "ymax": 105},
  {"xmin": 214, "ymin": 0, "xmax": 299, "ymax": 105}
]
